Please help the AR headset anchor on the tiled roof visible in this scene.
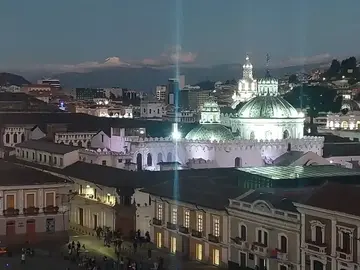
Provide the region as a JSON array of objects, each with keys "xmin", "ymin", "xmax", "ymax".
[
  {"xmin": 142, "ymin": 178, "xmax": 248, "ymax": 210},
  {"xmin": 273, "ymin": 151, "xmax": 305, "ymax": 166},
  {"xmin": 299, "ymin": 182, "xmax": 360, "ymax": 217},
  {"xmin": 0, "ymin": 160, "xmax": 70, "ymax": 186},
  {"xmin": 15, "ymin": 140, "xmax": 80, "ymax": 154}
]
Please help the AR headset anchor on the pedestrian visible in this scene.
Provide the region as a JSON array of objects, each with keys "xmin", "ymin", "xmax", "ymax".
[
  {"xmin": 133, "ymin": 241, "xmax": 137, "ymax": 253},
  {"xmin": 147, "ymin": 248, "xmax": 152, "ymax": 260},
  {"xmin": 21, "ymin": 253, "xmax": 25, "ymax": 264}
]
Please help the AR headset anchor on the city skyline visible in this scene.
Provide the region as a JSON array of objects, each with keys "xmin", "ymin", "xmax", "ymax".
[{"xmin": 1, "ymin": 0, "xmax": 359, "ymax": 72}]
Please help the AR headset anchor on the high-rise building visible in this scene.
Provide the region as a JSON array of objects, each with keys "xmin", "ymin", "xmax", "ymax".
[
  {"xmin": 156, "ymin": 85, "xmax": 167, "ymax": 101},
  {"xmin": 167, "ymin": 79, "xmax": 179, "ymax": 105},
  {"xmin": 75, "ymin": 88, "xmax": 106, "ymax": 101}
]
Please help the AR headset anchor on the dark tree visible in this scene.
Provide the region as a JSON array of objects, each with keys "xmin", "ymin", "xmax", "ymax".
[
  {"xmin": 288, "ymin": 74, "xmax": 299, "ymax": 84},
  {"xmin": 284, "ymin": 85, "xmax": 342, "ymax": 124},
  {"xmin": 340, "ymin": 56, "xmax": 358, "ymax": 77},
  {"xmin": 325, "ymin": 59, "xmax": 341, "ymax": 79}
]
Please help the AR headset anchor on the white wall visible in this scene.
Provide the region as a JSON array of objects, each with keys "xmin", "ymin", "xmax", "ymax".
[
  {"xmin": 133, "ymin": 190, "xmax": 152, "ymax": 235},
  {"xmin": 91, "ymin": 131, "xmax": 111, "ymax": 149}
]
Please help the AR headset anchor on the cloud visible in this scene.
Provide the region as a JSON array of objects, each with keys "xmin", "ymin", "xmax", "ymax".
[
  {"xmin": 279, "ymin": 53, "xmax": 332, "ymax": 67},
  {"xmin": 37, "ymin": 57, "xmax": 130, "ymax": 73},
  {"xmin": 141, "ymin": 45, "xmax": 197, "ymax": 66}
]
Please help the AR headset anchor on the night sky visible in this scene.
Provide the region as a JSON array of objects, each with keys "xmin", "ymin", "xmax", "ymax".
[{"xmin": 0, "ymin": 0, "xmax": 359, "ymax": 70}]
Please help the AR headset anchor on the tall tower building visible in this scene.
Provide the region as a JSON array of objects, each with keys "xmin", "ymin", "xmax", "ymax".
[{"xmin": 232, "ymin": 55, "xmax": 257, "ymax": 107}]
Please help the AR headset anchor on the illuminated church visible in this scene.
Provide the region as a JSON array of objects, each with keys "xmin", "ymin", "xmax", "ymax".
[{"xmin": 125, "ymin": 57, "xmax": 323, "ymax": 170}]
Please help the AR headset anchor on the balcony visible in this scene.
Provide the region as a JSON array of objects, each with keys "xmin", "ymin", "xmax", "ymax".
[
  {"xmin": 275, "ymin": 249, "xmax": 289, "ymax": 261},
  {"xmin": 152, "ymin": 218, "xmax": 163, "ymax": 226},
  {"xmin": 251, "ymin": 242, "xmax": 268, "ymax": 256},
  {"xmin": 3, "ymin": 208, "xmax": 20, "ymax": 217},
  {"xmin": 178, "ymin": 225, "xmax": 190, "ymax": 234},
  {"xmin": 208, "ymin": 234, "xmax": 220, "ymax": 243},
  {"xmin": 23, "ymin": 207, "xmax": 40, "ymax": 216},
  {"xmin": 230, "ymin": 237, "xmax": 248, "ymax": 249},
  {"xmin": 166, "ymin": 222, "xmax": 177, "ymax": 231},
  {"xmin": 191, "ymin": 229, "xmax": 203, "ymax": 239},
  {"xmin": 336, "ymin": 247, "xmax": 353, "ymax": 261},
  {"xmin": 43, "ymin": 205, "xmax": 59, "ymax": 214},
  {"xmin": 305, "ymin": 240, "xmax": 327, "ymax": 254}
]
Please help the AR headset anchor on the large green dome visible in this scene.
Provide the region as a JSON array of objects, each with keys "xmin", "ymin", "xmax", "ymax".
[
  {"xmin": 238, "ymin": 96, "xmax": 300, "ymax": 118},
  {"xmin": 185, "ymin": 124, "xmax": 234, "ymax": 141}
]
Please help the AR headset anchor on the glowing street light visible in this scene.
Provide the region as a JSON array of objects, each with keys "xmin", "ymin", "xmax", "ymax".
[{"xmin": 172, "ymin": 123, "xmax": 181, "ymax": 141}]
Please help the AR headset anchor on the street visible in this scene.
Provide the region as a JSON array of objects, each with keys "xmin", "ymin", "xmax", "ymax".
[{"xmin": 0, "ymin": 232, "xmax": 223, "ymax": 269}]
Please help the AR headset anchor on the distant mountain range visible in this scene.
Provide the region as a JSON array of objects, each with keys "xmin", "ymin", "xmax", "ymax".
[{"xmin": 14, "ymin": 62, "xmax": 328, "ymax": 91}]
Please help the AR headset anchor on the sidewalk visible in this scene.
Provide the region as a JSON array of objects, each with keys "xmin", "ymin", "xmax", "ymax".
[{"xmin": 70, "ymin": 233, "xmax": 222, "ymax": 270}]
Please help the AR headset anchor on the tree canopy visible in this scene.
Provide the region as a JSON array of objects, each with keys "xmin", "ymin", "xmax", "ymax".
[
  {"xmin": 284, "ymin": 85, "xmax": 342, "ymax": 122},
  {"xmin": 288, "ymin": 74, "xmax": 299, "ymax": 84},
  {"xmin": 324, "ymin": 56, "xmax": 359, "ymax": 80}
]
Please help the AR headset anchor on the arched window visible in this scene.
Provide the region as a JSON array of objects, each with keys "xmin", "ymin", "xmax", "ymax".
[
  {"xmin": 21, "ymin": 134, "xmax": 25, "ymax": 142},
  {"xmin": 279, "ymin": 235, "xmax": 288, "ymax": 253},
  {"xmin": 167, "ymin": 152, "xmax": 172, "ymax": 162},
  {"xmin": 5, "ymin": 134, "xmax": 9, "ymax": 144},
  {"xmin": 157, "ymin": 153, "xmax": 163, "ymax": 164},
  {"xmin": 341, "ymin": 121, "xmax": 349, "ymax": 129},
  {"xmin": 147, "ymin": 153, "xmax": 152, "ymax": 166},
  {"xmin": 68, "ymin": 141, "xmax": 73, "ymax": 146},
  {"xmin": 136, "ymin": 153, "xmax": 142, "ymax": 171},
  {"xmin": 283, "ymin": 130, "xmax": 289, "ymax": 139},
  {"xmin": 250, "ymin": 131, "xmax": 255, "ymax": 140},
  {"xmin": 13, "ymin": 134, "xmax": 18, "ymax": 144},
  {"xmin": 240, "ymin": 224, "xmax": 247, "ymax": 241},
  {"xmin": 235, "ymin": 157, "xmax": 242, "ymax": 168}
]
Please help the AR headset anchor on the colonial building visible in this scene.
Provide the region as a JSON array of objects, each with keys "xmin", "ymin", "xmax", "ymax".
[
  {"xmin": 142, "ymin": 177, "xmax": 246, "ymax": 268},
  {"xmin": 2, "ymin": 124, "xmax": 45, "ymax": 147},
  {"xmin": 15, "ymin": 140, "xmax": 80, "ymax": 168},
  {"xmin": 0, "ymin": 160, "xmax": 71, "ymax": 246},
  {"xmin": 227, "ymin": 189, "xmax": 304, "ymax": 270},
  {"xmin": 295, "ymin": 183, "xmax": 360, "ymax": 270}
]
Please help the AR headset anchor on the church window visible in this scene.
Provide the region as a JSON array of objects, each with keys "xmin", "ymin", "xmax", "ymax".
[
  {"xmin": 147, "ymin": 153, "xmax": 152, "ymax": 166},
  {"xmin": 13, "ymin": 133, "xmax": 18, "ymax": 144},
  {"xmin": 5, "ymin": 134, "xmax": 9, "ymax": 144},
  {"xmin": 235, "ymin": 157, "xmax": 242, "ymax": 168},
  {"xmin": 157, "ymin": 153, "xmax": 163, "ymax": 163},
  {"xmin": 283, "ymin": 130, "xmax": 290, "ymax": 139},
  {"xmin": 167, "ymin": 152, "xmax": 172, "ymax": 162}
]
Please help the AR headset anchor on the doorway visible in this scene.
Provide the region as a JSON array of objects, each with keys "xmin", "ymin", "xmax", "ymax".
[
  {"xmin": 79, "ymin": 208, "xmax": 84, "ymax": 226},
  {"xmin": 26, "ymin": 220, "xmax": 36, "ymax": 242},
  {"xmin": 93, "ymin": 214, "xmax": 98, "ymax": 230}
]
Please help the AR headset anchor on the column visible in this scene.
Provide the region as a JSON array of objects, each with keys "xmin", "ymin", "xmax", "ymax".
[
  {"xmin": 331, "ymin": 220, "xmax": 336, "ymax": 270},
  {"xmin": 38, "ymin": 189, "xmax": 44, "ymax": 209},
  {"xmin": 0, "ymin": 191, "xmax": 4, "ymax": 214},
  {"xmin": 18, "ymin": 189, "xmax": 24, "ymax": 214},
  {"xmin": 206, "ymin": 213, "xmax": 210, "ymax": 235},
  {"xmin": 301, "ymin": 214, "xmax": 306, "ymax": 270},
  {"xmin": 357, "ymin": 226, "xmax": 360, "ymax": 263}
]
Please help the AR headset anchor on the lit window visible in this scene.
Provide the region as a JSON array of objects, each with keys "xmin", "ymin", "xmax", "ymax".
[
  {"xmin": 197, "ymin": 213, "xmax": 203, "ymax": 232},
  {"xmin": 196, "ymin": 243, "xmax": 202, "ymax": 261},
  {"xmin": 156, "ymin": 232, "xmax": 162, "ymax": 248},
  {"xmin": 170, "ymin": 237, "xmax": 176, "ymax": 254},
  {"xmin": 157, "ymin": 204, "xmax": 163, "ymax": 220},
  {"xmin": 184, "ymin": 210, "xmax": 190, "ymax": 228},
  {"xmin": 213, "ymin": 249, "xmax": 220, "ymax": 266},
  {"xmin": 213, "ymin": 217, "xmax": 220, "ymax": 237},
  {"xmin": 172, "ymin": 207, "xmax": 177, "ymax": 224}
]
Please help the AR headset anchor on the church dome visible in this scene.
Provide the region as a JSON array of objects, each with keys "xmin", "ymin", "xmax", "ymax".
[
  {"xmin": 341, "ymin": 99, "xmax": 360, "ymax": 111},
  {"xmin": 238, "ymin": 95, "xmax": 300, "ymax": 118},
  {"xmin": 185, "ymin": 124, "xmax": 234, "ymax": 141}
]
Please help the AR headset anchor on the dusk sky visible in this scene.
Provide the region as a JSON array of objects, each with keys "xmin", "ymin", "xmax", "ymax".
[{"xmin": 1, "ymin": 0, "xmax": 359, "ymax": 71}]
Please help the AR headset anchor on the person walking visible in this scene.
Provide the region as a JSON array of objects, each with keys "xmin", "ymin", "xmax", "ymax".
[{"xmin": 21, "ymin": 252, "xmax": 25, "ymax": 264}]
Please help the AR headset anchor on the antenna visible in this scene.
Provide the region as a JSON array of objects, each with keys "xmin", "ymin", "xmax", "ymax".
[{"xmin": 266, "ymin": 53, "xmax": 270, "ymax": 68}]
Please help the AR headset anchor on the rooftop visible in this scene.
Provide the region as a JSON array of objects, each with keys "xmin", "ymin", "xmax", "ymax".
[
  {"xmin": 142, "ymin": 178, "xmax": 248, "ymax": 210},
  {"xmin": 0, "ymin": 160, "xmax": 70, "ymax": 186},
  {"xmin": 16, "ymin": 140, "xmax": 80, "ymax": 154},
  {"xmin": 298, "ymin": 182, "xmax": 360, "ymax": 217},
  {"xmin": 237, "ymin": 165, "xmax": 360, "ymax": 180}
]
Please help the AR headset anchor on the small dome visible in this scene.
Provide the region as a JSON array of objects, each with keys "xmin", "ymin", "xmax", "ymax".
[
  {"xmin": 238, "ymin": 96, "xmax": 300, "ymax": 118},
  {"xmin": 341, "ymin": 100, "xmax": 360, "ymax": 111},
  {"xmin": 185, "ymin": 124, "xmax": 234, "ymax": 141}
]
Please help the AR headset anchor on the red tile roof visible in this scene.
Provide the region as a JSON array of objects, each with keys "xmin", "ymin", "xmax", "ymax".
[{"xmin": 301, "ymin": 182, "xmax": 360, "ymax": 217}]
